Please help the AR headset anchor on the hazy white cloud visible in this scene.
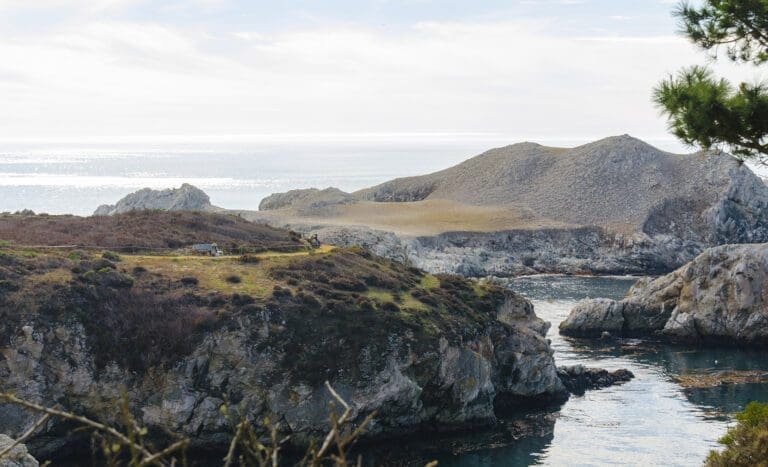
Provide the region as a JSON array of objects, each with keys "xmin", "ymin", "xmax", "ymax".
[{"xmin": 0, "ymin": 9, "xmax": 759, "ymax": 143}]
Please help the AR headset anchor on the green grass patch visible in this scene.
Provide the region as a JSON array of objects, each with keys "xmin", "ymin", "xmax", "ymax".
[{"xmin": 420, "ymin": 274, "xmax": 440, "ymax": 290}]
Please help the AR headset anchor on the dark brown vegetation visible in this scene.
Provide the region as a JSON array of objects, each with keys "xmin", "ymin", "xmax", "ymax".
[
  {"xmin": 0, "ymin": 242, "xmax": 511, "ymax": 380},
  {"xmin": 0, "ymin": 249, "xmax": 219, "ymax": 371},
  {"xmin": 0, "ymin": 210, "xmax": 304, "ymax": 252},
  {"xmin": 266, "ymin": 247, "xmax": 510, "ymax": 385}
]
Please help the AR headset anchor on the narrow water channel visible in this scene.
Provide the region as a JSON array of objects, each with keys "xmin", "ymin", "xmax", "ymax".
[{"xmin": 382, "ymin": 275, "xmax": 768, "ymax": 466}]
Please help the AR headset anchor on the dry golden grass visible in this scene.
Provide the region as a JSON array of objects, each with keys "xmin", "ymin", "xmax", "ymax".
[
  {"xmin": 30, "ymin": 269, "xmax": 73, "ymax": 285},
  {"xmin": 364, "ymin": 288, "xmax": 428, "ymax": 312},
  {"xmin": 120, "ymin": 246, "xmax": 335, "ymax": 298},
  {"xmin": 420, "ymin": 274, "xmax": 440, "ymax": 290},
  {"xmin": 251, "ymin": 199, "xmax": 579, "ymax": 236}
]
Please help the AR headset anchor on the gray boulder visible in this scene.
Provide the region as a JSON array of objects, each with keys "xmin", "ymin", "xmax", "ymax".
[
  {"xmin": 94, "ymin": 184, "xmax": 214, "ymax": 216},
  {"xmin": 559, "ymin": 298, "xmax": 625, "ymax": 338},
  {"xmin": 0, "ymin": 435, "xmax": 39, "ymax": 467},
  {"xmin": 560, "ymin": 243, "xmax": 768, "ymax": 345},
  {"xmin": 557, "ymin": 365, "xmax": 634, "ymax": 395}
]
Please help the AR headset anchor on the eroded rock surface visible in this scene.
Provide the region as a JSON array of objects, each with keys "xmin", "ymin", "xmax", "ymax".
[
  {"xmin": 560, "ymin": 243, "xmax": 768, "ymax": 345},
  {"xmin": 0, "ymin": 435, "xmax": 39, "ymax": 467}
]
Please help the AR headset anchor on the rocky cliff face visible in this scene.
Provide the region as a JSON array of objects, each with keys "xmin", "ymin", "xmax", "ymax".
[
  {"xmin": 0, "ymin": 246, "xmax": 568, "ymax": 456},
  {"xmin": 306, "ymin": 225, "xmax": 714, "ymax": 276},
  {"xmin": 94, "ymin": 184, "xmax": 214, "ymax": 216},
  {"xmin": 560, "ymin": 243, "xmax": 768, "ymax": 345}
]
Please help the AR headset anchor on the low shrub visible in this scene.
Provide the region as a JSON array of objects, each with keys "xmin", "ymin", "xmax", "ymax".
[
  {"xmin": 380, "ymin": 302, "xmax": 400, "ymax": 313},
  {"xmin": 92, "ymin": 258, "xmax": 117, "ymax": 270},
  {"xmin": 76, "ymin": 290, "xmax": 209, "ymax": 371},
  {"xmin": 231, "ymin": 293, "xmax": 254, "ymax": 306},
  {"xmin": 329, "ymin": 277, "xmax": 367, "ymax": 292},
  {"xmin": 238, "ymin": 254, "xmax": 261, "ymax": 264},
  {"xmin": 356, "ymin": 296, "xmax": 375, "ymax": 312},
  {"xmin": 81, "ymin": 269, "xmax": 134, "ymax": 288},
  {"xmin": 180, "ymin": 276, "xmax": 199, "ymax": 287},
  {"xmin": 102, "ymin": 251, "xmax": 122, "ymax": 262},
  {"xmin": 707, "ymin": 401, "xmax": 768, "ymax": 466},
  {"xmin": 272, "ymin": 285, "xmax": 292, "ymax": 298},
  {"xmin": 297, "ymin": 291, "xmax": 321, "ymax": 308},
  {"xmin": 67, "ymin": 251, "xmax": 84, "ymax": 261},
  {"xmin": 225, "ymin": 274, "xmax": 242, "ymax": 284}
]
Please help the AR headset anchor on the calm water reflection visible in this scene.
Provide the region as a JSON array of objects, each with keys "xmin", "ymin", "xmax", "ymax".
[{"xmin": 417, "ymin": 275, "xmax": 768, "ymax": 466}]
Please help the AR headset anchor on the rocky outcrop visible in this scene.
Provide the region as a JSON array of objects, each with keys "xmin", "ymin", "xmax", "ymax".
[
  {"xmin": 556, "ymin": 365, "xmax": 634, "ymax": 396},
  {"xmin": 94, "ymin": 184, "xmax": 214, "ymax": 216},
  {"xmin": 313, "ymin": 226, "xmax": 411, "ymax": 265},
  {"xmin": 0, "ymin": 435, "xmax": 39, "ymax": 467},
  {"xmin": 258, "ymin": 224, "xmax": 710, "ymax": 277},
  {"xmin": 404, "ymin": 228, "xmax": 706, "ymax": 276},
  {"xmin": 258, "ymin": 188, "xmax": 355, "ymax": 215},
  {"xmin": 0, "ymin": 246, "xmax": 568, "ymax": 457},
  {"xmin": 0, "ymin": 298, "xmax": 565, "ymax": 455},
  {"xmin": 560, "ymin": 243, "xmax": 768, "ymax": 345}
]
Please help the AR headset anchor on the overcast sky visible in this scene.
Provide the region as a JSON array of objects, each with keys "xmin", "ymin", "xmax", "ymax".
[{"xmin": 0, "ymin": 0, "xmax": 763, "ymax": 146}]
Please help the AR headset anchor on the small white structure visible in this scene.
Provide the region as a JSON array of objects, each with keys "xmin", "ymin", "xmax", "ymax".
[{"xmin": 191, "ymin": 243, "xmax": 223, "ymax": 257}]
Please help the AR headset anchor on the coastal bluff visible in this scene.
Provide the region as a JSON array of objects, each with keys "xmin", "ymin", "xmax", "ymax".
[{"xmin": 0, "ymin": 212, "xmax": 573, "ymax": 456}]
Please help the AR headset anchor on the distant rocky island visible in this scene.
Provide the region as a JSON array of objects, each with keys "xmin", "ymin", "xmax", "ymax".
[{"xmin": 99, "ymin": 135, "xmax": 768, "ymax": 277}]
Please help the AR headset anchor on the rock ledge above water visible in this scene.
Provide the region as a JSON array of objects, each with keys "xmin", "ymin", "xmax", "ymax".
[{"xmin": 560, "ymin": 243, "xmax": 768, "ymax": 345}]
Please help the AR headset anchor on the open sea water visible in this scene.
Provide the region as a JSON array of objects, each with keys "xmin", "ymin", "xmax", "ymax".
[
  {"xmin": 0, "ymin": 139, "xmax": 516, "ymax": 215},
  {"xmin": 0, "ymin": 137, "xmax": 713, "ymax": 216}
]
